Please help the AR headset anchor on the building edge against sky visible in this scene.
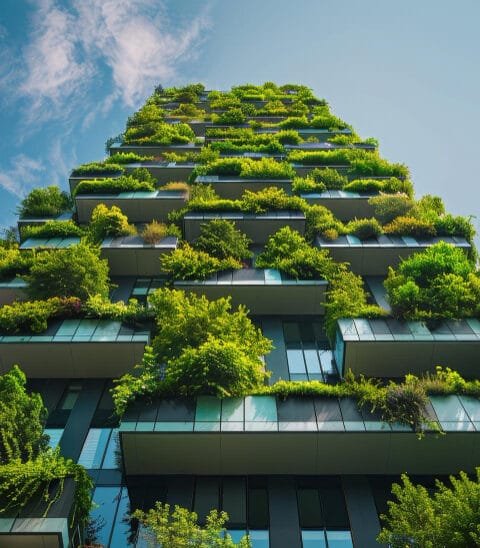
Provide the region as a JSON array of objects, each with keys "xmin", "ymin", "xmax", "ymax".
[{"xmin": 0, "ymin": 82, "xmax": 479, "ymax": 547}]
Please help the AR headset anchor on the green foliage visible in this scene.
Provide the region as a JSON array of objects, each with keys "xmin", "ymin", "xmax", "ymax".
[
  {"xmin": 385, "ymin": 242, "xmax": 480, "ymax": 320},
  {"xmin": 112, "ymin": 290, "xmax": 272, "ymax": 412},
  {"xmin": 0, "ymin": 448, "xmax": 93, "ymax": 528},
  {"xmin": 26, "ymin": 243, "xmax": 110, "ymax": 300},
  {"xmin": 20, "ymin": 220, "xmax": 83, "ymax": 240},
  {"xmin": 141, "ymin": 221, "xmax": 168, "ymax": 245},
  {"xmin": 0, "ymin": 297, "xmax": 81, "ymax": 333},
  {"xmin": 348, "ymin": 157, "xmax": 410, "ymax": 179},
  {"xmin": 126, "ymin": 103, "xmax": 165, "ymax": 129},
  {"xmin": 17, "ymin": 186, "xmax": 72, "ymax": 218},
  {"xmin": 0, "ymin": 365, "xmax": 47, "ymax": 464},
  {"xmin": 212, "ymin": 108, "xmax": 246, "ymax": 125},
  {"xmin": 0, "ymin": 246, "xmax": 34, "ymax": 279},
  {"xmin": 256, "ymin": 227, "xmax": 336, "ymax": 279},
  {"xmin": 292, "ymin": 176, "xmax": 326, "ymax": 194},
  {"xmin": 310, "ymin": 113, "xmax": 349, "ymax": 130},
  {"xmin": 240, "ymin": 186, "xmax": 305, "ymax": 213},
  {"xmin": 383, "ymin": 216, "xmax": 436, "ymax": 238},
  {"xmin": 344, "ymin": 177, "xmax": 414, "ymax": 196},
  {"xmin": 88, "ymin": 204, "xmax": 136, "ymax": 242},
  {"xmin": 106, "ymin": 152, "xmax": 154, "ymax": 164},
  {"xmin": 124, "ymin": 121, "xmax": 194, "ymax": 145},
  {"xmin": 133, "ymin": 503, "xmax": 251, "ymax": 548},
  {"xmin": 83, "ymin": 294, "xmax": 149, "ymax": 324},
  {"xmin": 166, "ymin": 337, "xmax": 268, "ymax": 397},
  {"xmin": 304, "ymin": 205, "xmax": 344, "ymax": 241},
  {"xmin": 194, "ymin": 219, "xmax": 252, "ymax": 261},
  {"xmin": 71, "ymin": 162, "xmax": 125, "ymax": 177},
  {"xmin": 345, "ymin": 217, "xmax": 382, "ymax": 240},
  {"xmin": 129, "ymin": 167, "xmax": 157, "ymax": 185},
  {"xmin": 195, "ymin": 157, "xmax": 295, "ymax": 179},
  {"xmin": 161, "ymin": 244, "xmax": 242, "ymax": 280},
  {"xmin": 377, "ymin": 470, "xmax": 480, "ymax": 547},
  {"xmin": 368, "ymin": 193, "xmax": 415, "ymax": 224},
  {"xmin": 311, "ymin": 167, "xmax": 348, "ymax": 190},
  {"xmin": 162, "ymin": 147, "xmax": 220, "ymax": 164},
  {"xmin": 73, "ymin": 175, "xmax": 155, "ymax": 195}
]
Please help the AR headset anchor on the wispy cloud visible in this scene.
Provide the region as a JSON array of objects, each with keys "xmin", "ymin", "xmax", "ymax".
[
  {"xmin": 14, "ymin": 0, "xmax": 209, "ymax": 124},
  {"xmin": 0, "ymin": 154, "xmax": 46, "ymax": 197}
]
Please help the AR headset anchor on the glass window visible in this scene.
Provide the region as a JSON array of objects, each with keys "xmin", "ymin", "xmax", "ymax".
[
  {"xmin": 78, "ymin": 428, "xmax": 112, "ymax": 469},
  {"xmin": 102, "ymin": 429, "xmax": 121, "ymax": 469},
  {"xmin": 58, "ymin": 382, "xmax": 82, "ymax": 410},
  {"xmin": 287, "ymin": 349, "xmax": 307, "ymax": 375},
  {"xmin": 44, "ymin": 428, "xmax": 63, "ymax": 448},
  {"xmin": 194, "ymin": 477, "xmax": 220, "ymax": 524},
  {"xmin": 248, "ymin": 479, "xmax": 269, "ymax": 530},
  {"xmin": 298, "ymin": 489, "xmax": 323, "ymax": 528},
  {"xmin": 89, "ymin": 486, "xmax": 122, "ymax": 547},
  {"xmin": 302, "ymin": 530, "xmax": 327, "ymax": 547},
  {"xmin": 222, "ymin": 477, "xmax": 246, "ymax": 527},
  {"xmin": 325, "ymin": 530, "xmax": 353, "ymax": 547}
]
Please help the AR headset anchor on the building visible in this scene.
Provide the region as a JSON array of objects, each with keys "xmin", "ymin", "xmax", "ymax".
[{"xmin": 1, "ymin": 82, "xmax": 479, "ymax": 547}]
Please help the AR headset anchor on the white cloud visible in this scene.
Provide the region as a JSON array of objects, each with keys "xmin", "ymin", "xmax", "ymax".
[
  {"xmin": 0, "ymin": 155, "xmax": 46, "ymax": 197},
  {"xmin": 16, "ymin": 0, "xmax": 209, "ymax": 123}
]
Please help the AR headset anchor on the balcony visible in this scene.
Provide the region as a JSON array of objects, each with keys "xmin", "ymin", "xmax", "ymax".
[
  {"xmin": 75, "ymin": 190, "xmax": 187, "ymax": 224},
  {"xmin": 315, "ymin": 235, "xmax": 471, "ymax": 276},
  {"xmin": 0, "ymin": 318, "xmax": 149, "ymax": 378},
  {"xmin": 119, "ymin": 394, "xmax": 480, "ymax": 476},
  {"xmin": 333, "ymin": 317, "xmax": 480, "ymax": 378},
  {"xmin": 174, "ymin": 269, "xmax": 327, "ymax": 315},
  {"xmin": 109, "ymin": 142, "xmax": 202, "ymax": 156},
  {"xmin": 183, "ymin": 211, "xmax": 306, "ymax": 244},
  {"xmin": 301, "ymin": 190, "xmax": 375, "ymax": 221},
  {"xmin": 195, "ymin": 175, "xmax": 292, "ymax": 199}
]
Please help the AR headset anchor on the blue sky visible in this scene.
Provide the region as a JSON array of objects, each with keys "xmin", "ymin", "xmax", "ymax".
[{"xmin": 1, "ymin": 0, "xmax": 479, "ymax": 237}]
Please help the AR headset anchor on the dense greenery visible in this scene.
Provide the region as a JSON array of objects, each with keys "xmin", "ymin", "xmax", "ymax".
[
  {"xmin": 194, "ymin": 219, "xmax": 252, "ymax": 261},
  {"xmin": 112, "ymin": 289, "xmax": 272, "ymax": 412},
  {"xmin": 25, "ymin": 243, "xmax": 110, "ymax": 300},
  {"xmin": 124, "ymin": 120, "xmax": 195, "ymax": 145},
  {"xmin": 0, "ymin": 245, "xmax": 33, "ymax": 279},
  {"xmin": 20, "ymin": 220, "xmax": 83, "ymax": 240},
  {"xmin": 88, "ymin": 204, "xmax": 136, "ymax": 242},
  {"xmin": 0, "ymin": 365, "xmax": 47, "ymax": 464},
  {"xmin": 17, "ymin": 186, "xmax": 72, "ymax": 218},
  {"xmin": 377, "ymin": 470, "xmax": 480, "ymax": 546},
  {"xmin": 133, "ymin": 503, "xmax": 250, "ymax": 547},
  {"xmin": 193, "ymin": 157, "xmax": 296, "ymax": 179},
  {"xmin": 73, "ymin": 175, "xmax": 155, "ymax": 195},
  {"xmin": 385, "ymin": 242, "xmax": 480, "ymax": 321}
]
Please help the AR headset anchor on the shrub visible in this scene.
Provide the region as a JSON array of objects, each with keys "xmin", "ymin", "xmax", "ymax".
[
  {"xmin": 161, "ymin": 244, "xmax": 242, "ymax": 280},
  {"xmin": 25, "ymin": 243, "xmax": 110, "ymax": 300},
  {"xmin": 159, "ymin": 181, "xmax": 190, "ymax": 193},
  {"xmin": 129, "ymin": 167, "xmax": 156, "ymax": 185},
  {"xmin": 73, "ymin": 175, "xmax": 155, "ymax": 195},
  {"xmin": 348, "ymin": 157, "xmax": 409, "ymax": 179},
  {"xmin": 304, "ymin": 205, "xmax": 345, "ymax": 241},
  {"xmin": 278, "ymin": 116, "xmax": 310, "ymax": 129},
  {"xmin": 383, "ymin": 216, "xmax": 436, "ymax": 238},
  {"xmin": 17, "ymin": 186, "xmax": 72, "ymax": 218},
  {"xmin": 194, "ymin": 219, "xmax": 252, "ymax": 261},
  {"xmin": 0, "ymin": 365, "xmax": 48, "ymax": 464},
  {"xmin": 292, "ymin": 177, "xmax": 326, "ymax": 194},
  {"xmin": 0, "ymin": 297, "xmax": 81, "ymax": 333},
  {"xmin": 133, "ymin": 502, "xmax": 250, "ymax": 548},
  {"xmin": 310, "ymin": 114, "xmax": 348, "ymax": 130},
  {"xmin": 368, "ymin": 193, "xmax": 415, "ymax": 224},
  {"xmin": 88, "ymin": 204, "xmax": 136, "ymax": 242},
  {"xmin": 20, "ymin": 220, "xmax": 83, "ymax": 240},
  {"xmin": 240, "ymin": 186, "xmax": 305, "ymax": 213},
  {"xmin": 384, "ymin": 242, "xmax": 479, "ymax": 320},
  {"xmin": 310, "ymin": 167, "xmax": 348, "ymax": 190},
  {"xmin": 239, "ymin": 158, "xmax": 296, "ymax": 179},
  {"xmin": 71, "ymin": 162, "xmax": 125, "ymax": 177},
  {"xmin": 212, "ymin": 108, "xmax": 246, "ymax": 125},
  {"xmin": 0, "ymin": 246, "xmax": 34, "ymax": 279},
  {"xmin": 346, "ymin": 218, "xmax": 382, "ymax": 240},
  {"xmin": 124, "ymin": 121, "xmax": 194, "ymax": 145},
  {"xmin": 256, "ymin": 227, "xmax": 335, "ymax": 279},
  {"xmin": 141, "ymin": 221, "xmax": 168, "ymax": 245},
  {"xmin": 344, "ymin": 177, "xmax": 413, "ymax": 196},
  {"xmin": 288, "ymin": 149, "xmax": 359, "ymax": 165},
  {"xmin": 106, "ymin": 152, "xmax": 154, "ymax": 164},
  {"xmin": 434, "ymin": 213, "xmax": 476, "ymax": 243},
  {"xmin": 166, "ymin": 337, "xmax": 268, "ymax": 397}
]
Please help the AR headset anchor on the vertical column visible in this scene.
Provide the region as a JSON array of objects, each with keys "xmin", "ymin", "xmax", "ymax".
[
  {"xmin": 268, "ymin": 477, "xmax": 301, "ymax": 548},
  {"xmin": 262, "ymin": 320, "xmax": 289, "ymax": 383},
  {"xmin": 342, "ymin": 476, "xmax": 382, "ymax": 548}
]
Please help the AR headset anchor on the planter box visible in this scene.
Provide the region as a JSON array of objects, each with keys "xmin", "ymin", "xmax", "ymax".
[
  {"xmin": 183, "ymin": 211, "xmax": 306, "ymax": 244},
  {"xmin": 316, "ymin": 235, "xmax": 471, "ymax": 276},
  {"xmin": 75, "ymin": 190, "xmax": 187, "ymax": 224},
  {"xmin": 301, "ymin": 191, "xmax": 375, "ymax": 221},
  {"xmin": 120, "ymin": 394, "xmax": 480, "ymax": 476},
  {"xmin": 0, "ymin": 278, "xmax": 27, "ymax": 305},
  {"xmin": 195, "ymin": 175, "xmax": 292, "ymax": 199},
  {"xmin": 0, "ymin": 477, "xmax": 80, "ymax": 548},
  {"xmin": 286, "ymin": 143, "xmax": 376, "ymax": 152},
  {"xmin": 109, "ymin": 143, "xmax": 202, "ymax": 156},
  {"xmin": 174, "ymin": 269, "xmax": 327, "ymax": 315},
  {"xmin": 257, "ymin": 128, "xmax": 352, "ymax": 142},
  {"xmin": 165, "ymin": 119, "xmax": 208, "ymax": 136},
  {"xmin": 333, "ymin": 317, "xmax": 480, "ymax": 377},
  {"xmin": 292, "ymin": 164, "xmax": 351, "ymax": 177},
  {"xmin": 0, "ymin": 319, "xmax": 149, "ymax": 378},
  {"xmin": 101, "ymin": 235, "xmax": 178, "ymax": 276}
]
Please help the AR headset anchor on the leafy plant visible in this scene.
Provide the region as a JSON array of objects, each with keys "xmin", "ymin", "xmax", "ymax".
[
  {"xmin": 17, "ymin": 186, "xmax": 72, "ymax": 218},
  {"xmin": 212, "ymin": 108, "xmax": 246, "ymax": 125},
  {"xmin": 161, "ymin": 244, "xmax": 242, "ymax": 280},
  {"xmin": 310, "ymin": 167, "xmax": 348, "ymax": 190},
  {"xmin": 133, "ymin": 503, "xmax": 250, "ymax": 548},
  {"xmin": 25, "ymin": 243, "xmax": 110, "ymax": 300},
  {"xmin": 346, "ymin": 217, "xmax": 382, "ymax": 240},
  {"xmin": 20, "ymin": 220, "xmax": 83, "ymax": 240},
  {"xmin": 0, "ymin": 246, "xmax": 34, "ymax": 279},
  {"xmin": 0, "ymin": 365, "xmax": 48, "ymax": 464},
  {"xmin": 88, "ymin": 204, "xmax": 136, "ymax": 242},
  {"xmin": 368, "ymin": 193, "xmax": 415, "ymax": 224},
  {"xmin": 106, "ymin": 152, "xmax": 154, "ymax": 164},
  {"xmin": 377, "ymin": 470, "xmax": 480, "ymax": 547},
  {"xmin": 385, "ymin": 242, "xmax": 480, "ymax": 320},
  {"xmin": 71, "ymin": 162, "xmax": 125, "ymax": 177},
  {"xmin": 344, "ymin": 177, "xmax": 414, "ymax": 196},
  {"xmin": 141, "ymin": 221, "xmax": 168, "ymax": 245},
  {"xmin": 383, "ymin": 216, "xmax": 436, "ymax": 238},
  {"xmin": 73, "ymin": 175, "xmax": 155, "ymax": 195},
  {"xmin": 194, "ymin": 219, "xmax": 252, "ymax": 261}
]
